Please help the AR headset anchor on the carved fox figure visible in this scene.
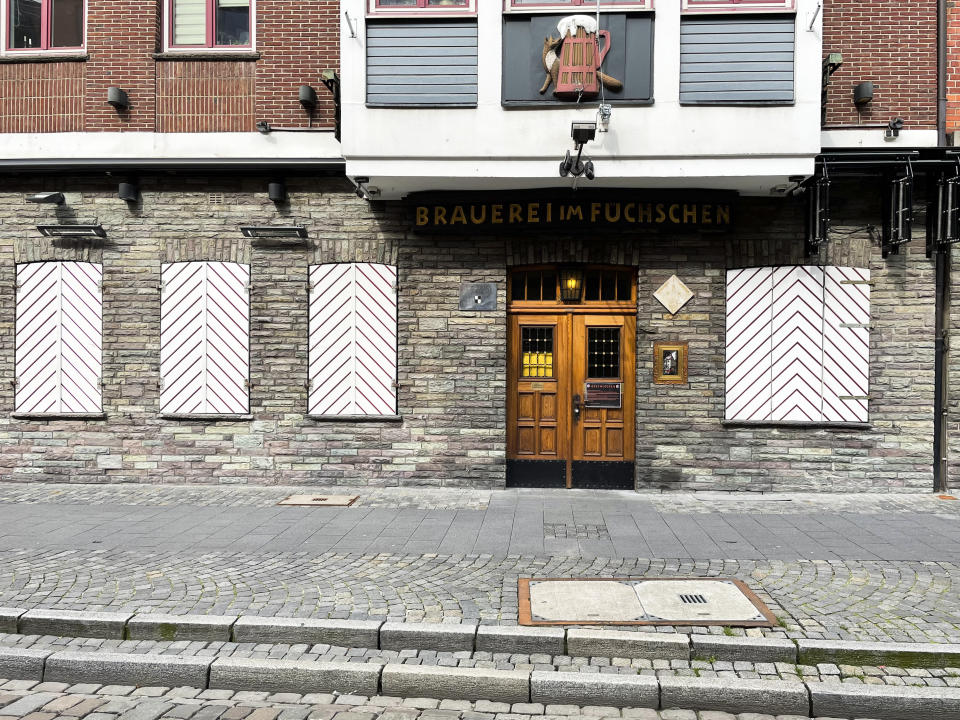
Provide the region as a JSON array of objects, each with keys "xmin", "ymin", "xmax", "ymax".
[{"xmin": 539, "ymin": 34, "xmax": 624, "ymax": 96}]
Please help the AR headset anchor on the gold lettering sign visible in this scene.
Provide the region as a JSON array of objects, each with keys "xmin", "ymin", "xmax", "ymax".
[{"xmin": 412, "ymin": 196, "xmax": 734, "ymax": 231}]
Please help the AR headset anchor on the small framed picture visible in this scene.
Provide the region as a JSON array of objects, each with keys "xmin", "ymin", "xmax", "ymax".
[{"xmin": 653, "ymin": 341, "xmax": 688, "ymax": 384}]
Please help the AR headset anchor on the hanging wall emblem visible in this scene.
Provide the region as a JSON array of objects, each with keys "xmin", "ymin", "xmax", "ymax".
[{"xmin": 540, "ymin": 15, "xmax": 623, "ymax": 100}]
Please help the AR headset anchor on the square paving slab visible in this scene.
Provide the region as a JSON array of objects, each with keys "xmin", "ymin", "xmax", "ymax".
[{"xmin": 519, "ymin": 577, "xmax": 776, "ymax": 627}]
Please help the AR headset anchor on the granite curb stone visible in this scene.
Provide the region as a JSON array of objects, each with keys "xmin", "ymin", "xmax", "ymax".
[
  {"xmin": 19, "ymin": 610, "xmax": 133, "ymax": 640},
  {"xmin": 475, "ymin": 627, "xmax": 565, "ymax": 656},
  {"xmin": 0, "ymin": 607, "xmax": 26, "ymax": 634},
  {"xmin": 0, "ymin": 647, "xmax": 50, "ymax": 681},
  {"xmin": 809, "ymin": 679, "xmax": 960, "ymax": 719},
  {"xmin": 209, "ymin": 658, "xmax": 380, "ymax": 696},
  {"xmin": 566, "ymin": 630, "xmax": 689, "ymax": 661},
  {"xmin": 691, "ymin": 635, "xmax": 797, "ymax": 663},
  {"xmin": 231, "ymin": 618, "xmax": 383, "ymax": 648},
  {"xmin": 43, "ymin": 650, "xmax": 211, "ymax": 687},
  {"xmin": 380, "ymin": 665, "xmax": 529, "ymax": 704},
  {"xmin": 126, "ymin": 614, "xmax": 237, "ymax": 642},
  {"xmin": 658, "ymin": 676, "xmax": 809, "ymax": 716},
  {"xmin": 529, "ymin": 671, "xmax": 659, "ymax": 709},
  {"xmin": 797, "ymin": 639, "xmax": 960, "ymax": 668},
  {"xmin": 380, "ymin": 622, "xmax": 478, "ymax": 652}
]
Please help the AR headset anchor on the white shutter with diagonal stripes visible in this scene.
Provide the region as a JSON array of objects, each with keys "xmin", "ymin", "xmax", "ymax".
[
  {"xmin": 771, "ymin": 265, "xmax": 825, "ymax": 422},
  {"xmin": 822, "ymin": 267, "xmax": 870, "ymax": 422},
  {"xmin": 15, "ymin": 261, "xmax": 103, "ymax": 414},
  {"xmin": 309, "ymin": 263, "xmax": 397, "ymax": 416},
  {"xmin": 160, "ymin": 261, "xmax": 250, "ymax": 415},
  {"xmin": 726, "ymin": 265, "xmax": 870, "ymax": 423},
  {"xmin": 725, "ymin": 267, "xmax": 773, "ymax": 421}
]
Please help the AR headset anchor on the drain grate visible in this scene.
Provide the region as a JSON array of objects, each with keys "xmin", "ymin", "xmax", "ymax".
[
  {"xmin": 519, "ymin": 577, "xmax": 776, "ymax": 627},
  {"xmin": 277, "ymin": 494, "xmax": 358, "ymax": 507}
]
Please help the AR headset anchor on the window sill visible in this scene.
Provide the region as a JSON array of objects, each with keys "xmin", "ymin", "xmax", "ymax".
[
  {"xmin": 12, "ymin": 412, "xmax": 105, "ymax": 419},
  {"xmin": 153, "ymin": 52, "xmax": 261, "ymax": 61},
  {"xmin": 0, "ymin": 53, "xmax": 87, "ymax": 64},
  {"xmin": 161, "ymin": 413, "xmax": 254, "ymax": 420},
  {"xmin": 309, "ymin": 414, "xmax": 403, "ymax": 423},
  {"xmin": 722, "ymin": 421, "xmax": 871, "ymax": 430}
]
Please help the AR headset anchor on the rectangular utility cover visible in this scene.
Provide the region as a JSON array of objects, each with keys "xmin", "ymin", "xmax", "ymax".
[{"xmin": 519, "ymin": 577, "xmax": 776, "ymax": 626}]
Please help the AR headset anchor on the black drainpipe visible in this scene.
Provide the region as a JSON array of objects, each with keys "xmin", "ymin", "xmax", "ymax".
[{"xmin": 934, "ymin": 0, "xmax": 950, "ymax": 492}]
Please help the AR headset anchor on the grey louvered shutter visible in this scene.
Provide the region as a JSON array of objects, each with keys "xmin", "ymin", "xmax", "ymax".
[
  {"xmin": 366, "ymin": 20, "xmax": 478, "ymax": 106},
  {"xmin": 680, "ymin": 15, "xmax": 795, "ymax": 104}
]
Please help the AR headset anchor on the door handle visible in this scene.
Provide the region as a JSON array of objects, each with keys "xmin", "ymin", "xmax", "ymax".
[{"xmin": 572, "ymin": 394, "xmax": 582, "ymax": 423}]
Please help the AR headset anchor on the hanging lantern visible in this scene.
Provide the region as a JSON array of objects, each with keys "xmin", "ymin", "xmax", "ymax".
[{"xmin": 560, "ymin": 266, "xmax": 584, "ymax": 302}]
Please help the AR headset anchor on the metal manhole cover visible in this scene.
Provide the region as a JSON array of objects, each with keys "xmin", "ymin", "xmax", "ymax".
[
  {"xmin": 277, "ymin": 494, "xmax": 358, "ymax": 507},
  {"xmin": 519, "ymin": 577, "xmax": 776, "ymax": 627}
]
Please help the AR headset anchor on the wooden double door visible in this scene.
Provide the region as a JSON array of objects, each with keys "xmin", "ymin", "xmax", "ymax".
[{"xmin": 507, "ymin": 310, "xmax": 636, "ymax": 489}]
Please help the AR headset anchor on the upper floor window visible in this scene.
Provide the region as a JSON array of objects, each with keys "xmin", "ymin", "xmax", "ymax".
[
  {"xmin": 368, "ymin": 0, "xmax": 475, "ymax": 15},
  {"xmin": 8, "ymin": 0, "xmax": 84, "ymax": 51},
  {"xmin": 682, "ymin": 0, "xmax": 794, "ymax": 12},
  {"xmin": 169, "ymin": 0, "xmax": 251, "ymax": 49},
  {"xmin": 505, "ymin": 0, "xmax": 652, "ymax": 10}
]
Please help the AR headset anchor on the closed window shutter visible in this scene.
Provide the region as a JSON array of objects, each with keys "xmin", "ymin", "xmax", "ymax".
[
  {"xmin": 771, "ymin": 266, "xmax": 824, "ymax": 422},
  {"xmin": 309, "ymin": 263, "xmax": 398, "ymax": 416},
  {"xmin": 725, "ymin": 267, "xmax": 773, "ymax": 421},
  {"xmin": 15, "ymin": 261, "xmax": 102, "ymax": 414},
  {"xmin": 160, "ymin": 261, "xmax": 250, "ymax": 415},
  {"xmin": 822, "ymin": 267, "xmax": 870, "ymax": 422},
  {"xmin": 173, "ymin": 0, "xmax": 206, "ymax": 44}
]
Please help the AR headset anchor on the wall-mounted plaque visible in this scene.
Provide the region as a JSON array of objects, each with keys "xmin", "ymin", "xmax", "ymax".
[
  {"xmin": 653, "ymin": 341, "xmax": 688, "ymax": 385},
  {"xmin": 585, "ymin": 381, "xmax": 621, "ymax": 409}
]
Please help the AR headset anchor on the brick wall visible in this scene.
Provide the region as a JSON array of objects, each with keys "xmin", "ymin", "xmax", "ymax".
[
  {"xmin": 822, "ymin": 0, "xmax": 938, "ymax": 129},
  {"xmin": 0, "ymin": 1, "xmax": 337, "ymax": 133},
  {"xmin": 0, "ymin": 175, "xmax": 938, "ymax": 491},
  {"xmin": 948, "ymin": 0, "xmax": 960, "ymax": 133}
]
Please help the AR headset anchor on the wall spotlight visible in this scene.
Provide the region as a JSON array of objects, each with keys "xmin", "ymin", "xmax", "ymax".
[
  {"xmin": 118, "ymin": 181, "xmax": 139, "ymax": 202},
  {"xmin": 853, "ymin": 81, "xmax": 874, "ymax": 107},
  {"xmin": 885, "ymin": 117, "xmax": 905, "ymax": 140},
  {"xmin": 298, "ymin": 85, "xmax": 318, "ymax": 111},
  {"xmin": 256, "ymin": 120, "xmax": 272, "ymax": 134},
  {"xmin": 559, "ymin": 122, "xmax": 598, "ymax": 180},
  {"xmin": 107, "ymin": 86, "xmax": 129, "ymax": 110},
  {"xmin": 26, "ymin": 191, "xmax": 64, "ymax": 204},
  {"xmin": 268, "ymin": 181, "xmax": 287, "ymax": 203}
]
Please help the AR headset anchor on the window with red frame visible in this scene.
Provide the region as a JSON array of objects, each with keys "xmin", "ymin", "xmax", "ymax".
[
  {"xmin": 170, "ymin": 0, "xmax": 251, "ymax": 48},
  {"xmin": 505, "ymin": 0, "xmax": 650, "ymax": 8},
  {"xmin": 681, "ymin": 0, "xmax": 794, "ymax": 12},
  {"xmin": 369, "ymin": 0, "xmax": 475, "ymax": 13},
  {"xmin": 9, "ymin": 0, "xmax": 83, "ymax": 50}
]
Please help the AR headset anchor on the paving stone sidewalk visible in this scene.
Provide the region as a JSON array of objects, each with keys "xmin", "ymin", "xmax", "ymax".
[
  {"xmin": 0, "ymin": 484, "xmax": 958, "ymax": 644},
  {"xmin": 0, "ymin": 678, "xmax": 886, "ymax": 720}
]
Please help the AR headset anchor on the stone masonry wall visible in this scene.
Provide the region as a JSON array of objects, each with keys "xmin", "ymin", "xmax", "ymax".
[{"xmin": 0, "ymin": 176, "xmax": 938, "ymax": 490}]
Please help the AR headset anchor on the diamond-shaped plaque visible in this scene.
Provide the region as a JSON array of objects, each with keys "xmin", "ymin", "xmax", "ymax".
[{"xmin": 654, "ymin": 276, "xmax": 694, "ymax": 315}]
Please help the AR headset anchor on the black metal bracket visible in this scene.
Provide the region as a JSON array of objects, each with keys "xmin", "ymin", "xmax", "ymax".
[
  {"xmin": 821, "ymin": 52, "xmax": 843, "ymax": 126},
  {"xmin": 882, "ymin": 157, "xmax": 914, "ymax": 258},
  {"xmin": 928, "ymin": 157, "xmax": 960, "ymax": 257},
  {"xmin": 319, "ymin": 71, "xmax": 341, "ymax": 143},
  {"xmin": 805, "ymin": 162, "xmax": 830, "ymax": 258}
]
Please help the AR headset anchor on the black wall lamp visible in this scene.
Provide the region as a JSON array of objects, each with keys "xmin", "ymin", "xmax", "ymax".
[
  {"xmin": 559, "ymin": 122, "xmax": 597, "ymax": 180},
  {"xmin": 268, "ymin": 180, "xmax": 286, "ymax": 203},
  {"xmin": 118, "ymin": 181, "xmax": 139, "ymax": 202},
  {"xmin": 107, "ymin": 86, "xmax": 129, "ymax": 110},
  {"xmin": 298, "ymin": 85, "xmax": 317, "ymax": 111},
  {"xmin": 853, "ymin": 81, "xmax": 873, "ymax": 108}
]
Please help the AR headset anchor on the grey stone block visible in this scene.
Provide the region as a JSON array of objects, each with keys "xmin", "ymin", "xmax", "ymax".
[
  {"xmin": 529, "ymin": 671, "xmax": 658, "ymax": 709},
  {"xmin": 380, "ymin": 664, "xmax": 529, "ymax": 704},
  {"xmin": 232, "ymin": 616, "xmax": 382, "ymax": 648},
  {"xmin": 0, "ymin": 692, "xmax": 62, "ymax": 716},
  {"xmin": 658, "ymin": 676, "xmax": 809, "ymax": 716},
  {"xmin": 381, "ymin": 622, "xmax": 478, "ymax": 652},
  {"xmin": 809, "ymin": 680, "xmax": 960, "ymax": 720},
  {"xmin": 0, "ymin": 607, "xmax": 27, "ymax": 634},
  {"xmin": 566, "ymin": 630, "xmax": 689, "ymax": 660},
  {"xmin": 20, "ymin": 609, "xmax": 133, "ymax": 639},
  {"xmin": 0, "ymin": 646, "xmax": 50, "ymax": 681},
  {"xmin": 209, "ymin": 658, "xmax": 380, "ymax": 695},
  {"xmin": 691, "ymin": 635, "xmax": 797, "ymax": 663},
  {"xmin": 44, "ymin": 650, "xmax": 211, "ymax": 688},
  {"xmin": 475, "ymin": 626, "xmax": 565, "ymax": 656},
  {"xmin": 127, "ymin": 614, "xmax": 236, "ymax": 642},
  {"xmin": 797, "ymin": 639, "xmax": 960, "ymax": 668}
]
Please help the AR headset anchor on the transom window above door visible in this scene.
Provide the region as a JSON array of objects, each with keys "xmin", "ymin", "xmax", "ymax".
[{"xmin": 509, "ymin": 267, "xmax": 635, "ymax": 305}]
